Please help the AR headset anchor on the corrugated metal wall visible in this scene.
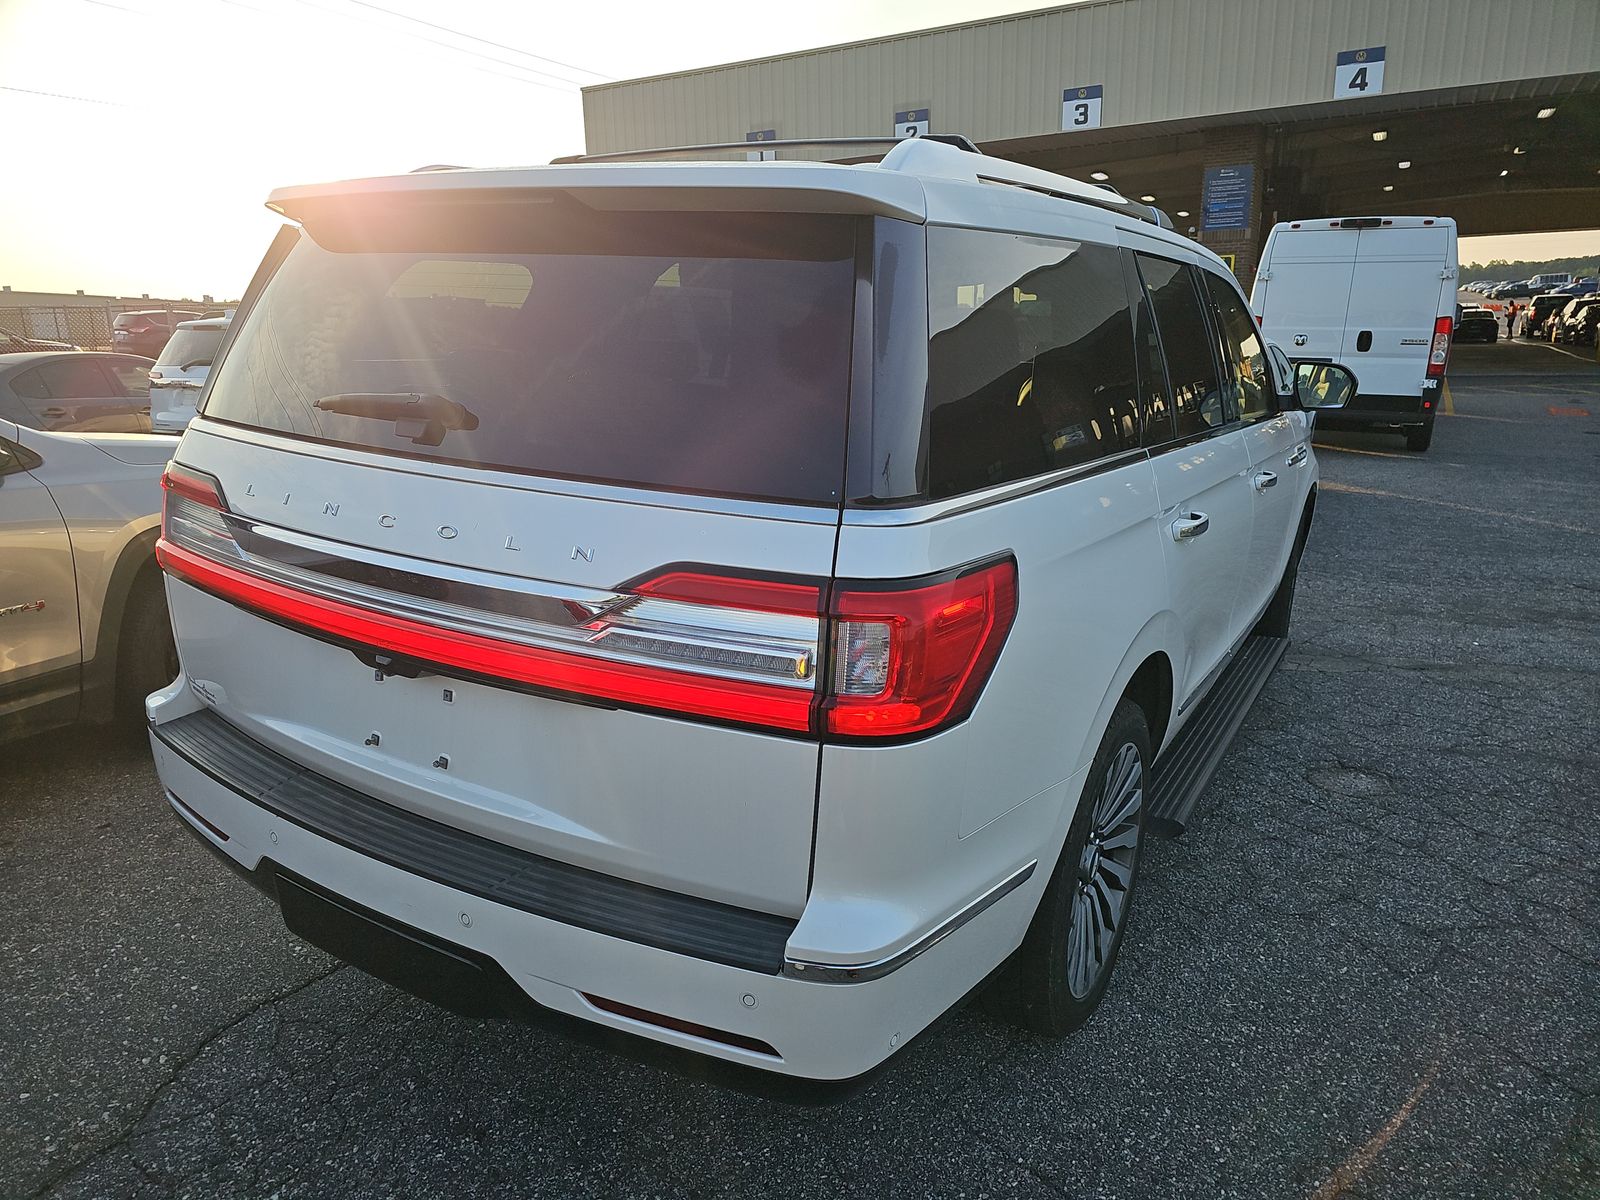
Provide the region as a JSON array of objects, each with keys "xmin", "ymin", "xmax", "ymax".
[{"xmin": 582, "ymin": 0, "xmax": 1600, "ymax": 153}]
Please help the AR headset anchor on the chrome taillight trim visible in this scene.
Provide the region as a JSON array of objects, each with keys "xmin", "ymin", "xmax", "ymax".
[{"xmin": 162, "ymin": 510, "xmax": 821, "ymax": 691}]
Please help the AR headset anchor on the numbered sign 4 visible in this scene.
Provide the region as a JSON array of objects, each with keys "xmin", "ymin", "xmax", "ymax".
[
  {"xmin": 1334, "ymin": 46, "xmax": 1386, "ymax": 99},
  {"xmin": 1061, "ymin": 84, "xmax": 1103, "ymax": 132}
]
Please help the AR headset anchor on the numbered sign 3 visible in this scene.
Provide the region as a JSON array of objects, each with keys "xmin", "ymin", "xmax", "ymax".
[
  {"xmin": 1061, "ymin": 84, "xmax": 1103, "ymax": 132},
  {"xmin": 894, "ymin": 108, "xmax": 930, "ymax": 138},
  {"xmin": 1334, "ymin": 46, "xmax": 1386, "ymax": 99}
]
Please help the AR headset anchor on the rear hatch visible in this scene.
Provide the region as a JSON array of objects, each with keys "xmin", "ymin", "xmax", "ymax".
[
  {"xmin": 150, "ymin": 322, "xmax": 226, "ymax": 432},
  {"xmin": 1252, "ymin": 228, "xmax": 1358, "ymax": 362},
  {"xmin": 162, "ymin": 193, "xmax": 863, "ymax": 917}
]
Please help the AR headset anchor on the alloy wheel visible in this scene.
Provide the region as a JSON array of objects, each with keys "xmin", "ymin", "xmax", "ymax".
[{"xmin": 1066, "ymin": 742, "xmax": 1143, "ymax": 998}]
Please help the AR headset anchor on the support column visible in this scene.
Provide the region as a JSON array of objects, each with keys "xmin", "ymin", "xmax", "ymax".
[{"xmin": 1195, "ymin": 124, "xmax": 1270, "ymax": 290}]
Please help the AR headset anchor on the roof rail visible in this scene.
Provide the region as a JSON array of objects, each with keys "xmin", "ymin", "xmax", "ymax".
[
  {"xmin": 877, "ymin": 138, "xmax": 1173, "ymax": 229},
  {"xmin": 551, "ymin": 134, "xmax": 980, "ymax": 165}
]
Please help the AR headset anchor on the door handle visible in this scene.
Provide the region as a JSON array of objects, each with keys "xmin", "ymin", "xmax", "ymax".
[
  {"xmin": 1171, "ymin": 512, "xmax": 1210, "ymax": 541},
  {"xmin": 1286, "ymin": 445, "xmax": 1308, "ymax": 467},
  {"xmin": 1253, "ymin": 471, "xmax": 1279, "ymax": 492}
]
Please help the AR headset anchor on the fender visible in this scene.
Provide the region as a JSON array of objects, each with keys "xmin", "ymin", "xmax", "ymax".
[
  {"xmin": 1071, "ymin": 609, "xmax": 1186, "ymax": 779},
  {"xmin": 81, "ymin": 526, "xmax": 161, "ymax": 724}
]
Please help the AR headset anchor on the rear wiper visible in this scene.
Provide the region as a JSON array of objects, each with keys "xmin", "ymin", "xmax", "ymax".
[
  {"xmin": 313, "ymin": 392, "xmax": 479, "ymax": 446},
  {"xmin": 179, "ymin": 357, "xmax": 213, "ymax": 371}
]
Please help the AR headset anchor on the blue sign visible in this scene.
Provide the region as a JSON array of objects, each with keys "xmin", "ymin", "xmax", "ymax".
[
  {"xmin": 894, "ymin": 108, "xmax": 929, "ymax": 126},
  {"xmin": 1334, "ymin": 45, "xmax": 1386, "ymax": 66},
  {"xmin": 1201, "ymin": 164, "xmax": 1255, "ymax": 232},
  {"xmin": 745, "ymin": 130, "xmax": 777, "ymax": 143}
]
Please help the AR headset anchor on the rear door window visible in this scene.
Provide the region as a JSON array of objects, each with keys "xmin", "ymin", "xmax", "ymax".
[
  {"xmin": 924, "ymin": 229, "xmax": 1140, "ymax": 498},
  {"xmin": 13, "ymin": 358, "xmax": 148, "ymax": 433},
  {"xmin": 1135, "ymin": 254, "xmax": 1228, "ymax": 440},
  {"xmin": 203, "ymin": 207, "xmax": 858, "ymax": 505}
]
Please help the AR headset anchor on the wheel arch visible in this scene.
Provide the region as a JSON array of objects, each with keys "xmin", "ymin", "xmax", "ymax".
[
  {"xmin": 81, "ymin": 526, "xmax": 161, "ymax": 724},
  {"xmin": 1073, "ymin": 611, "xmax": 1184, "ymax": 773}
]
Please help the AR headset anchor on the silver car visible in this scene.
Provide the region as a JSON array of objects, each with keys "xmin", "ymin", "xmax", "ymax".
[{"xmin": 0, "ymin": 352, "xmax": 178, "ymax": 742}]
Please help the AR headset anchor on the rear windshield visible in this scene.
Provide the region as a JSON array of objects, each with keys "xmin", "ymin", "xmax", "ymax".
[
  {"xmin": 203, "ymin": 206, "xmax": 858, "ymax": 504},
  {"xmin": 157, "ymin": 327, "xmax": 225, "ymax": 369}
]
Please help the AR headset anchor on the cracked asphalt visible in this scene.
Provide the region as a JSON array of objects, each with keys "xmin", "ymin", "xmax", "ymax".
[{"xmin": 2, "ymin": 337, "xmax": 1596, "ymax": 1199}]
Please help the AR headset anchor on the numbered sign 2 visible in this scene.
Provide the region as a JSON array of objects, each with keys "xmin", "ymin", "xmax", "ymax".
[
  {"xmin": 894, "ymin": 108, "xmax": 930, "ymax": 138},
  {"xmin": 1061, "ymin": 84, "xmax": 1103, "ymax": 132},
  {"xmin": 1333, "ymin": 46, "xmax": 1385, "ymax": 99}
]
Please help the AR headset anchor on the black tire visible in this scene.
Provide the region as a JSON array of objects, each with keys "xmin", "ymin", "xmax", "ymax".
[
  {"xmin": 1405, "ymin": 421, "xmax": 1434, "ymax": 453},
  {"xmin": 116, "ymin": 571, "xmax": 178, "ymax": 721},
  {"xmin": 997, "ymin": 698, "xmax": 1151, "ymax": 1037},
  {"xmin": 1487, "ymin": 330, "xmax": 1497, "ymax": 342}
]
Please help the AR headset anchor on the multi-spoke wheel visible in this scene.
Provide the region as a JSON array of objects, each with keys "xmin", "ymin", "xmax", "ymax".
[
  {"xmin": 997, "ymin": 697, "xmax": 1152, "ymax": 1036},
  {"xmin": 1065, "ymin": 743, "xmax": 1143, "ymax": 998}
]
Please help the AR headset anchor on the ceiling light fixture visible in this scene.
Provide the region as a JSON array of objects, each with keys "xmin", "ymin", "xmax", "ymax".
[
  {"xmin": 1500, "ymin": 169, "xmax": 1510, "ymax": 177},
  {"xmin": 1398, "ymin": 160, "xmax": 1412, "ymax": 169},
  {"xmin": 1090, "ymin": 171, "xmax": 1109, "ymax": 181},
  {"xmin": 1512, "ymin": 146, "xmax": 1526, "ymax": 154},
  {"xmin": 1383, "ymin": 185, "xmax": 1394, "ymax": 192},
  {"xmin": 1175, "ymin": 210, "xmax": 1190, "ymax": 217},
  {"xmin": 1537, "ymin": 107, "xmax": 1557, "ymax": 119},
  {"xmin": 1372, "ymin": 130, "xmax": 1388, "ymax": 142},
  {"xmin": 1139, "ymin": 194, "xmax": 1156, "ymax": 202}
]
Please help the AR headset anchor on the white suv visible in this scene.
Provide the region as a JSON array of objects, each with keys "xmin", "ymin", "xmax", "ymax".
[{"xmin": 147, "ymin": 139, "xmax": 1352, "ymax": 1088}]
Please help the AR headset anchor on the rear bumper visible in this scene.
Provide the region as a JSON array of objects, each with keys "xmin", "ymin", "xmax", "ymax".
[
  {"xmin": 148, "ymin": 689, "xmax": 1033, "ymax": 1084},
  {"xmin": 1314, "ymin": 390, "xmax": 1434, "ymax": 431}
]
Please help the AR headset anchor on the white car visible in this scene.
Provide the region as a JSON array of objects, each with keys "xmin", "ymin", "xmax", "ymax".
[
  {"xmin": 0, "ymin": 351, "xmax": 178, "ymax": 742},
  {"xmin": 147, "ymin": 138, "xmax": 1352, "ymax": 1089},
  {"xmin": 1251, "ymin": 215, "xmax": 1458, "ymax": 452},
  {"xmin": 149, "ymin": 316, "xmax": 230, "ymax": 434}
]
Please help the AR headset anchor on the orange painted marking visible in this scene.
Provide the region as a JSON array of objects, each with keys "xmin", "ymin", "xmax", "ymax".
[{"xmin": 1547, "ymin": 405, "xmax": 1590, "ymax": 417}]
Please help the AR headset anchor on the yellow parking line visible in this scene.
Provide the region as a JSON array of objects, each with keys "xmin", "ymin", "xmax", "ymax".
[{"xmin": 1442, "ymin": 379, "xmax": 1454, "ymax": 415}]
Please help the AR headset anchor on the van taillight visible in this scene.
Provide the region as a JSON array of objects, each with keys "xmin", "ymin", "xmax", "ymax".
[
  {"xmin": 156, "ymin": 468, "xmax": 1015, "ymax": 741},
  {"xmin": 825, "ymin": 557, "xmax": 1018, "ymax": 739},
  {"xmin": 1427, "ymin": 316, "xmax": 1452, "ymax": 377}
]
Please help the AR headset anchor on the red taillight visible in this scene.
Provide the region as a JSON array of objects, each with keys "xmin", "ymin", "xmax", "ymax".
[
  {"xmin": 824, "ymin": 557, "xmax": 1018, "ymax": 739},
  {"xmin": 161, "ymin": 462, "xmax": 225, "ymax": 509},
  {"xmin": 157, "ymin": 463, "xmax": 1015, "ymax": 741},
  {"xmin": 1427, "ymin": 315, "xmax": 1452, "ymax": 377}
]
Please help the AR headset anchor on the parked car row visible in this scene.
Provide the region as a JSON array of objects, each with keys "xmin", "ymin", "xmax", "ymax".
[
  {"xmin": 1528, "ymin": 295, "xmax": 1600, "ymax": 345},
  {"xmin": 1473, "ymin": 275, "xmax": 1597, "ymax": 301}
]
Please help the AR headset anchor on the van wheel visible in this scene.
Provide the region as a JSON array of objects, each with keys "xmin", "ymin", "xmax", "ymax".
[
  {"xmin": 116, "ymin": 572, "xmax": 178, "ymax": 722},
  {"xmin": 998, "ymin": 698, "xmax": 1150, "ymax": 1037},
  {"xmin": 1405, "ymin": 422, "xmax": 1434, "ymax": 452}
]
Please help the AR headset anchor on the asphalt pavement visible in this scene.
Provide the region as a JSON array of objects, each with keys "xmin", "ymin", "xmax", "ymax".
[{"xmin": 2, "ymin": 336, "xmax": 1596, "ymax": 1199}]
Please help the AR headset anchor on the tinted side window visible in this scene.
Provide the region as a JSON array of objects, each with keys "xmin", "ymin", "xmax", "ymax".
[
  {"xmin": 1124, "ymin": 250, "xmax": 1175, "ymax": 447},
  {"xmin": 12, "ymin": 368, "xmax": 48, "ymax": 400},
  {"xmin": 37, "ymin": 358, "xmax": 114, "ymax": 400},
  {"xmin": 1135, "ymin": 255, "xmax": 1227, "ymax": 440},
  {"xmin": 926, "ymin": 230, "xmax": 1140, "ymax": 498},
  {"xmin": 106, "ymin": 358, "xmax": 153, "ymax": 399},
  {"xmin": 1203, "ymin": 270, "xmax": 1271, "ymax": 421}
]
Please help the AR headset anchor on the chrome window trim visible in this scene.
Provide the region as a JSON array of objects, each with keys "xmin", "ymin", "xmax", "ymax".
[
  {"xmin": 842, "ymin": 449, "xmax": 1148, "ymax": 527},
  {"xmin": 782, "ymin": 860, "xmax": 1037, "ymax": 983}
]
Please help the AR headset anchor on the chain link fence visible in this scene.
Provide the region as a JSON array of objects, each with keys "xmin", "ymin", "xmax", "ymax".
[{"xmin": 0, "ymin": 303, "xmax": 226, "ymax": 353}]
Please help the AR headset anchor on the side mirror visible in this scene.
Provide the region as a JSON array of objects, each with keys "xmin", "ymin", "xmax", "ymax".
[{"xmin": 1294, "ymin": 361, "xmax": 1358, "ymax": 410}]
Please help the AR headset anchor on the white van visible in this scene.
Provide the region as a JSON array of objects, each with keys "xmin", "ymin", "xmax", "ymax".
[
  {"xmin": 146, "ymin": 137, "xmax": 1354, "ymax": 1090},
  {"xmin": 1251, "ymin": 216, "xmax": 1457, "ymax": 452}
]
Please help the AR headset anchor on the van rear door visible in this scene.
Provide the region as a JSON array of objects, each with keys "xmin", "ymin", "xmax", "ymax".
[
  {"xmin": 1341, "ymin": 224, "xmax": 1454, "ymax": 398},
  {"xmin": 161, "ymin": 196, "xmax": 864, "ymax": 920},
  {"xmin": 1252, "ymin": 229, "xmax": 1357, "ymax": 363}
]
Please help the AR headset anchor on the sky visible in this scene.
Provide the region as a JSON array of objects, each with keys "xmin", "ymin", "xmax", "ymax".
[{"xmin": 2, "ymin": 0, "xmax": 1596, "ymax": 300}]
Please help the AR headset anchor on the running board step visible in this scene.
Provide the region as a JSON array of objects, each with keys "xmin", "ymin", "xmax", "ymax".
[{"xmin": 1147, "ymin": 634, "xmax": 1288, "ymax": 837}]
